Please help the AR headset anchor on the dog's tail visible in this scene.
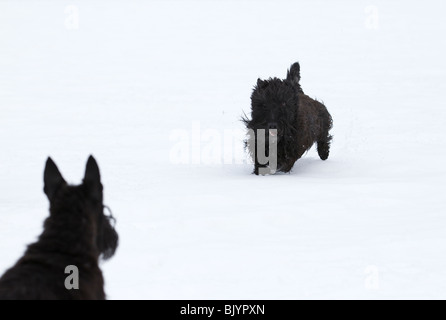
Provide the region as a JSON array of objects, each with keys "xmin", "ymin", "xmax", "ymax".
[
  {"xmin": 287, "ymin": 62, "xmax": 301, "ymax": 83},
  {"xmin": 287, "ymin": 62, "xmax": 303, "ymax": 93}
]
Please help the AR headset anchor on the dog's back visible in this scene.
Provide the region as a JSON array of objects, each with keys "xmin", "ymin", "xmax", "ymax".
[
  {"xmin": 0, "ymin": 234, "xmax": 106, "ymax": 300},
  {"xmin": 298, "ymin": 93, "xmax": 332, "ymax": 136}
]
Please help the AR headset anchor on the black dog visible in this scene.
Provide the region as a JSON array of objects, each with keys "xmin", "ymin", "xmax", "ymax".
[
  {"xmin": 0, "ymin": 156, "xmax": 118, "ymax": 300},
  {"xmin": 243, "ymin": 62, "xmax": 333, "ymax": 175}
]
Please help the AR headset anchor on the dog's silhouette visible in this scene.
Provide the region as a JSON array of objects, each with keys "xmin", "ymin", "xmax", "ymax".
[{"xmin": 0, "ymin": 156, "xmax": 118, "ymax": 300}]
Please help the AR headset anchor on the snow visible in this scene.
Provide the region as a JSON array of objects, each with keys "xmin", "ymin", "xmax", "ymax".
[{"xmin": 1, "ymin": 0, "xmax": 446, "ymax": 299}]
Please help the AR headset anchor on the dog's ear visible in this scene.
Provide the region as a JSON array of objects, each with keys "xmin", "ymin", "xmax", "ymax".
[
  {"xmin": 84, "ymin": 155, "xmax": 103, "ymax": 201},
  {"xmin": 286, "ymin": 62, "xmax": 301, "ymax": 84},
  {"xmin": 256, "ymin": 78, "xmax": 268, "ymax": 89},
  {"xmin": 44, "ymin": 157, "xmax": 66, "ymax": 200}
]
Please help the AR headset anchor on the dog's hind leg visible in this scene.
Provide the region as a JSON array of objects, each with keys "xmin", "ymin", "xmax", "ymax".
[
  {"xmin": 317, "ymin": 133, "xmax": 332, "ymax": 160},
  {"xmin": 317, "ymin": 140, "xmax": 330, "ymax": 160},
  {"xmin": 317, "ymin": 109, "xmax": 333, "ymax": 161}
]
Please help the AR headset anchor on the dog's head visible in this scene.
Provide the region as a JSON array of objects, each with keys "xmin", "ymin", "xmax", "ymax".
[
  {"xmin": 244, "ymin": 77, "xmax": 299, "ymax": 143},
  {"xmin": 43, "ymin": 156, "xmax": 118, "ymax": 260}
]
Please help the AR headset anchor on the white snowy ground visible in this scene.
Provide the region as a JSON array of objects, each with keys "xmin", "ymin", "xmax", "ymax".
[{"xmin": 1, "ymin": 0, "xmax": 446, "ymax": 300}]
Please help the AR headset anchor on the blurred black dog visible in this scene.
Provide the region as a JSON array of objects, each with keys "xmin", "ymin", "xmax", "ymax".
[
  {"xmin": 0, "ymin": 156, "xmax": 118, "ymax": 300},
  {"xmin": 243, "ymin": 62, "xmax": 333, "ymax": 175}
]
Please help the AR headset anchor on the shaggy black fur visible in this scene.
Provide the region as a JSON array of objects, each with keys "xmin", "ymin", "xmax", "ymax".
[
  {"xmin": 243, "ymin": 62, "xmax": 333, "ymax": 175},
  {"xmin": 0, "ymin": 156, "xmax": 118, "ymax": 300}
]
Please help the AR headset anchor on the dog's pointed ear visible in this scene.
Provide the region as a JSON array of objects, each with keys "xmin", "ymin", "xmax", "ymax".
[
  {"xmin": 84, "ymin": 155, "xmax": 102, "ymax": 201},
  {"xmin": 44, "ymin": 157, "xmax": 66, "ymax": 200},
  {"xmin": 287, "ymin": 62, "xmax": 301, "ymax": 83},
  {"xmin": 257, "ymin": 78, "xmax": 263, "ymax": 87},
  {"xmin": 256, "ymin": 78, "xmax": 269, "ymax": 89}
]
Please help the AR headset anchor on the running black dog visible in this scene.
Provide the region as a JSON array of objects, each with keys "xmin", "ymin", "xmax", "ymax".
[{"xmin": 244, "ymin": 62, "xmax": 333, "ymax": 175}]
